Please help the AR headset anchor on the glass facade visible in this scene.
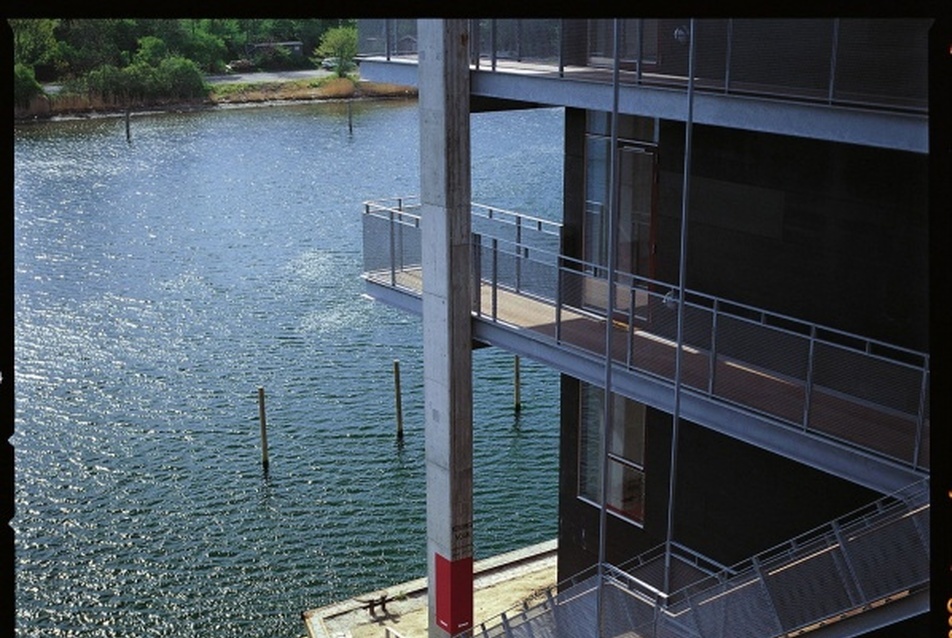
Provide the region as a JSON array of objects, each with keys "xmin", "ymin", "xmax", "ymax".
[{"xmin": 578, "ymin": 383, "xmax": 647, "ymax": 524}]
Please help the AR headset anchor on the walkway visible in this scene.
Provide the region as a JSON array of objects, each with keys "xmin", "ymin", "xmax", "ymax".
[
  {"xmin": 368, "ymin": 262, "xmax": 929, "ymax": 475},
  {"xmin": 302, "ymin": 540, "xmax": 557, "ymax": 638}
]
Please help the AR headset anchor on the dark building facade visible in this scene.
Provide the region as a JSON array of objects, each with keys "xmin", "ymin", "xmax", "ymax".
[{"xmin": 357, "ymin": 18, "xmax": 936, "ymax": 637}]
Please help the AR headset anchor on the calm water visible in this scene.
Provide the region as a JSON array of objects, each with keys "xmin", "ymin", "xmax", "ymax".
[{"xmin": 14, "ymin": 101, "xmax": 564, "ymax": 637}]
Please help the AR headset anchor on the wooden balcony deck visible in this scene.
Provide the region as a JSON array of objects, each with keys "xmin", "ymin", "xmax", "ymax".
[{"xmin": 367, "ymin": 268, "xmax": 929, "ymax": 473}]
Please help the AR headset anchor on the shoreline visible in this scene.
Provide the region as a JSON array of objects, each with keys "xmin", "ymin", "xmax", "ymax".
[{"xmin": 15, "ymin": 77, "xmax": 418, "ymax": 123}]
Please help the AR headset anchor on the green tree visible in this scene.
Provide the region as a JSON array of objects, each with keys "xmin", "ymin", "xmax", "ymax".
[
  {"xmin": 9, "ymin": 19, "xmax": 58, "ymax": 66},
  {"xmin": 316, "ymin": 25, "xmax": 357, "ymax": 77},
  {"xmin": 180, "ymin": 28, "xmax": 227, "ymax": 72},
  {"xmin": 55, "ymin": 19, "xmax": 139, "ymax": 75},
  {"xmin": 134, "ymin": 35, "xmax": 168, "ymax": 67},
  {"xmin": 13, "ymin": 62, "xmax": 45, "ymax": 108}
]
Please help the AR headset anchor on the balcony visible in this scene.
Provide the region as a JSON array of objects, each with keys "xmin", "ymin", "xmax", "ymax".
[
  {"xmin": 357, "ymin": 19, "xmax": 930, "ymax": 152},
  {"xmin": 362, "ymin": 197, "xmax": 930, "ymax": 492}
]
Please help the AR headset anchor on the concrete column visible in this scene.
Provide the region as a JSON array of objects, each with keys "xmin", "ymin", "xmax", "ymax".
[{"xmin": 418, "ymin": 19, "xmax": 474, "ymax": 638}]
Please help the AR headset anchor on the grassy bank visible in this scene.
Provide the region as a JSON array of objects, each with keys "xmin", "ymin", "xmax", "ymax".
[{"xmin": 15, "ymin": 76, "xmax": 417, "ymax": 120}]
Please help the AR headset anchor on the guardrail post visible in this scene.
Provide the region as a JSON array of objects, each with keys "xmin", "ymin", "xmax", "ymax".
[
  {"xmin": 389, "ymin": 208, "xmax": 397, "ymax": 287},
  {"xmin": 751, "ymin": 557, "xmax": 784, "ymax": 635},
  {"xmin": 491, "ymin": 19, "xmax": 497, "ymax": 71},
  {"xmin": 396, "ymin": 211, "xmax": 404, "ymax": 274},
  {"xmin": 708, "ymin": 298, "xmax": 719, "ymax": 396},
  {"xmin": 802, "ymin": 325, "xmax": 817, "ymax": 432},
  {"xmin": 500, "ymin": 612, "xmax": 512, "ymax": 638},
  {"xmin": 515, "ymin": 215, "xmax": 522, "ymax": 294},
  {"xmin": 627, "ymin": 284, "xmax": 635, "ymax": 369},
  {"xmin": 555, "ymin": 257, "xmax": 563, "ymax": 344},
  {"xmin": 828, "ymin": 19, "xmax": 840, "ymax": 105},
  {"xmin": 492, "ymin": 238, "xmax": 499, "ymax": 321},
  {"xmin": 473, "ymin": 233, "xmax": 482, "ymax": 315},
  {"xmin": 912, "ymin": 363, "xmax": 928, "ymax": 469},
  {"xmin": 831, "ymin": 522, "xmax": 865, "ymax": 606},
  {"xmin": 724, "ymin": 19, "xmax": 733, "ymax": 94},
  {"xmin": 558, "ymin": 20, "xmax": 565, "ymax": 77}
]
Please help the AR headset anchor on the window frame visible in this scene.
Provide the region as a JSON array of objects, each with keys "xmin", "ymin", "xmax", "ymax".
[{"xmin": 577, "ymin": 383, "xmax": 647, "ymax": 526}]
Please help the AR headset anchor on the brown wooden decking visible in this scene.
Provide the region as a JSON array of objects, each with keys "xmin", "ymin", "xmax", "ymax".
[{"xmin": 366, "ymin": 268, "xmax": 928, "ymax": 470}]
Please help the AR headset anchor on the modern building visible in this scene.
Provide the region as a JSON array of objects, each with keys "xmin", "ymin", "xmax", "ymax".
[{"xmin": 356, "ymin": 18, "xmax": 940, "ymax": 638}]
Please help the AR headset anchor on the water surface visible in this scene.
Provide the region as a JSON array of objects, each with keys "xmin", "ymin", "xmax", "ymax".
[{"xmin": 14, "ymin": 101, "xmax": 565, "ymax": 637}]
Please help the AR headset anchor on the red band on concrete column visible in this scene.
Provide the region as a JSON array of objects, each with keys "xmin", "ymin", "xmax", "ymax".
[{"xmin": 435, "ymin": 553, "xmax": 473, "ymax": 633}]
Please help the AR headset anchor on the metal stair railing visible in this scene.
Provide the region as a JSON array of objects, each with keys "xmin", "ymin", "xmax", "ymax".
[{"xmin": 469, "ymin": 479, "xmax": 929, "ymax": 638}]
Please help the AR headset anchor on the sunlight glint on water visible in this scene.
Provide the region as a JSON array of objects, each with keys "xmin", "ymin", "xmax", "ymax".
[{"xmin": 14, "ymin": 102, "xmax": 564, "ymax": 637}]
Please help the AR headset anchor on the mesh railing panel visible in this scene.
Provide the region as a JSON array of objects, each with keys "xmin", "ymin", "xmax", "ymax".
[
  {"xmin": 600, "ymin": 580, "xmax": 657, "ymax": 636},
  {"xmin": 362, "ymin": 204, "xmax": 423, "ymax": 293},
  {"xmin": 363, "ymin": 200, "xmax": 929, "ymax": 468},
  {"xmin": 760, "ymin": 539, "xmax": 858, "ymax": 632},
  {"xmin": 834, "ymin": 19, "xmax": 931, "ymax": 110},
  {"xmin": 358, "ymin": 19, "xmax": 927, "ymax": 112},
  {"xmin": 357, "ymin": 19, "xmax": 418, "ymax": 57},
  {"xmin": 714, "ymin": 314, "xmax": 810, "ymax": 382},
  {"xmin": 474, "ymin": 19, "xmax": 562, "ymax": 64},
  {"xmin": 357, "ymin": 19, "xmax": 388, "ymax": 57},
  {"xmin": 362, "ymin": 211, "xmax": 393, "ymax": 274},
  {"xmin": 473, "ymin": 482, "xmax": 927, "ymax": 638},
  {"xmin": 811, "ymin": 342, "xmax": 924, "ymax": 415},
  {"xmin": 728, "ymin": 19, "xmax": 834, "ymax": 99},
  {"xmin": 552, "ymin": 576, "xmax": 599, "ymax": 638},
  {"xmin": 839, "ymin": 507, "xmax": 930, "ymax": 600},
  {"xmin": 690, "ymin": 572, "xmax": 784, "ymax": 638}
]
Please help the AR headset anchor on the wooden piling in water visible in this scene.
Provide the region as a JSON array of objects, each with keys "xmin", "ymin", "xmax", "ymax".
[
  {"xmin": 258, "ymin": 386, "xmax": 269, "ymax": 470},
  {"xmin": 125, "ymin": 110, "xmax": 131, "ymax": 143},
  {"xmin": 514, "ymin": 355, "xmax": 522, "ymax": 412},
  {"xmin": 393, "ymin": 360, "xmax": 404, "ymax": 439}
]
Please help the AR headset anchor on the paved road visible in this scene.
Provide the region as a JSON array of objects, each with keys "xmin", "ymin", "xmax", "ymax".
[
  {"xmin": 204, "ymin": 69, "xmax": 334, "ymax": 85},
  {"xmin": 43, "ymin": 69, "xmax": 337, "ymax": 95}
]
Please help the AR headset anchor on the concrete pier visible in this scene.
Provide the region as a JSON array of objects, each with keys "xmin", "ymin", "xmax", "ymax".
[{"xmin": 301, "ymin": 540, "xmax": 557, "ymax": 638}]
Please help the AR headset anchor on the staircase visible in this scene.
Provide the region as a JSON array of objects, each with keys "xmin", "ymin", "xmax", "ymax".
[{"xmin": 472, "ymin": 479, "xmax": 929, "ymax": 638}]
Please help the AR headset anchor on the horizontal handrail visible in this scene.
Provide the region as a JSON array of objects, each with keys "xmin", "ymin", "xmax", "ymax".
[
  {"xmin": 363, "ymin": 197, "xmax": 931, "ymax": 471},
  {"xmin": 470, "ymin": 478, "xmax": 929, "ymax": 638},
  {"xmin": 358, "ymin": 19, "xmax": 930, "ymax": 115}
]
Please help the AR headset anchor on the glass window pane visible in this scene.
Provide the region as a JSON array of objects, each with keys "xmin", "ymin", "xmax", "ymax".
[
  {"xmin": 610, "ymin": 398, "xmax": 645, "ymax": 465},
  {"xmin": 607, "ymin": 460, "xmax": 645, "ymax": 522},
  {"xmin": 578, "ymin": 383, "xmax": 603, "ymax": 502},
  {"xmin": 578, "ymin": 382, "xmax": 646, "ymax": 523}
]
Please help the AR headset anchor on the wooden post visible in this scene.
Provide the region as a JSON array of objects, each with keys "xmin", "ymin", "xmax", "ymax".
[
  {"xmin": 514, "ymin": 355, "xmax": 522, "ymax": 412},
  {"xmin": 394, "ymin": 360, "xmax": 404, "ymax": 439},
  {"xmin": 257, "ymin": 387, "xmax": 269, "ymax": 470},
  {"xmin": 125, "ymin": 109, "xmax": 131, "ymax": 143},
  {"xmin": 348, "ymin": 102, "xmax": 353, "ymax": 134}
]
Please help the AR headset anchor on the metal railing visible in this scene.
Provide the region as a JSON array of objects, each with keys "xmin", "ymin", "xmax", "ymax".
[
  {"xmin": 471, "ymin": 479, "xmax": 929, "ymax": 638},
  {"xmin": 357, "ymin": 19, "xmax": 930, "ymax": 114},
  {"xmin": 362, "ymin": 198, "xmax": 930, "ymax": 472}
]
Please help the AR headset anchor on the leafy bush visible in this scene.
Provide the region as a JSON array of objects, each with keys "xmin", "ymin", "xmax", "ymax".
[
  {"xmin": 85, "ymin": 63, "xmax": 128, "ymax": 100},
  {"xmin": 14, "ymin": 62, "xmax": 45, "ymax": 108},
  {"xmin": 78, "ymin": 55, "xmax": 207, "ymax": 104},
  {"xmin": 156, "ymin": 56, "xmax": 208, "ymax": 99}
]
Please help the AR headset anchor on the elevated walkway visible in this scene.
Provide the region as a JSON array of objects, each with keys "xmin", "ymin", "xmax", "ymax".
[
  {"xmin": 475, "ymin": 479, "xmax": 929, "ymax": 638},
  {"xmin": 361, "ymin": 198, "xmax": 930, "ymax": 494}
]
